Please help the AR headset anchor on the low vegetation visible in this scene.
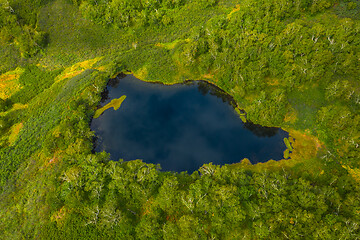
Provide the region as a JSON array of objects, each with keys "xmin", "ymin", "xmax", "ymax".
[{"xmin": 93, "ymin": 95, "xmax": 127, "ymax": 119}]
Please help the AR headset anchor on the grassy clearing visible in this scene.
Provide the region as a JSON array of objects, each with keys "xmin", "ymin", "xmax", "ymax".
[
  {"xmin": 8, "ymin": 122, "xmax": 23, "ymax": 146},
  {"xmin": 54, "ymin": 57, "xmax": 103, "ymax": 83},
  {"xmin": 0, "ymin": 62, "xmax": 108, "ymax": 187},
  {"xmin": 36, "ymin": 0, "xmax": 129, "ymax": 69},
  {"xmin": 283, "ymin": 107, "xmax": 297, "ymax": 124},
  {"xmin": 94, "ymin": 95, "xmax": 127, "ymax": 119},
  {"xmin": 0, "ymin": 68, "xmax": 24, "ymax": 99},
  {"xmin": 155, "ymin": 39, "xmax": 190, "ymax": 50},
  {"xmin": 288, "ymin": 85, "xmax": 326, "ymax": 131}
]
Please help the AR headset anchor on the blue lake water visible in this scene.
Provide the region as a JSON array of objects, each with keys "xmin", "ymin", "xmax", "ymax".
[{"xmin": 91, "ymin": 74, "xmax": 289, "ymax": 173}]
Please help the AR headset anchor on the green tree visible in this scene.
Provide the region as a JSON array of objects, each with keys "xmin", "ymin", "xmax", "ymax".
[
  {"xmin": 0, "ymin": 98, "xmax": 7, "ymax": 112},
  {"xmin": 0, "ymin": 116, "xmax": 9, "ymax": 133}
]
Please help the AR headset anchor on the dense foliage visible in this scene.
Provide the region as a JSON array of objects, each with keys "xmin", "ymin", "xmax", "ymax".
[
  {"xmin": 76, "ymin": 0, "xmax": 217, "ymax": 28},
  {"xmin": 0, "ymin": 0, "xmax": 48, "ymax": 57},
  {"xmin": 0, "ymin": 0, "xmax": 359, "ymax": 239}
]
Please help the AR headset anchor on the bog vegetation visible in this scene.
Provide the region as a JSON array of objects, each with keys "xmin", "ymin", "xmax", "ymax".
[
  {"xmin": 0, "ymin": 0, "xmax": 359, "ymax": 239},
  {"xmin": 93, "ymin": 95, "xmax": 126, "ymax": 119}
]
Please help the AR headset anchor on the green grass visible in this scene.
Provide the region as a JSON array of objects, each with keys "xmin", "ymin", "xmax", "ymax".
[
  {"xmin": 10, "ymin": 65, "xmax": 62, "ymax": 104},
  {"xmin": 333, "ymin": 0, "xmax": 360, "ymax": 19},
  {"xmin": 0, "ymin": 45, "xmax": 20, "ymax": 74},
  {"xmin": 0, "ymin": 67, "xmax": 107, "ymax": 188},
  {"xmin": 287, "ymin": 85, "xmax": 327, "ymax": 131},
  {"xmin": 36, "ymin": 0, "xmax": 130, "ymax": 69}
]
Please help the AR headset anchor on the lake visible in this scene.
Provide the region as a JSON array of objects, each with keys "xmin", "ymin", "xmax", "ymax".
[{"xmin": 91, "ymin": 74, "xmax": 289, "ymax": 173}]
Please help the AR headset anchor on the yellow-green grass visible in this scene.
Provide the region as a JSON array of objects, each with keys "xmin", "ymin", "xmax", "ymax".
[
  {"xmin": 0, "ymin": 103, "xmax": 28, "ymax": 117},
  {"xmin": 342, "ymin": 165, "xmax": 360, "ymax": 183},
  {"xmin": 235, "ymin": 107, "xmax": 247, "ymax": 123},
  {"xmin": 0, "ymin": 68, "xmax": 24, "ymax": 99},
  {"xmin": 93, "ymin": 95, "xmax": 126, "ymax": 119},
  {"xmin": 155, "ymin": 39, "xmax": 190, "ymax": 50},
  {"xmin": 230, "ymin": 128, "xmax": 324, "ymax": 173},
  {"xmin": 227, "ymin": 4, "xmax": 241, "ymax": 19},
  {"xmin": 54, "ymin": 57, "xmax": 103, "ymax": 83},
  {"xmin": 8, "ymin": 122, "xmax": 23, "ymax": 145}
]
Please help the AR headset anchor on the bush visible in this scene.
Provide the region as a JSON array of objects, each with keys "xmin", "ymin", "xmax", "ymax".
[
  {"xmin": 0, "ymin": 116, "xmax": 9, "ymax": 134},
  {"xmin": 0, "ymin": 98, "xmax": 12, "ymax": 112},
  {"xmin": 0, "ymin": 98, "xmax": 6, "ymax": 112},
  {"xmin": 347, "ymin": 2, "xmax": 357, "ymax": 10}
]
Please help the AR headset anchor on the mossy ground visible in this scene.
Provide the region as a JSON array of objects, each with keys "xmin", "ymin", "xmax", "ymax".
[{"xmin": 94, "ymin": 95, "xmax": 127, "ymax": 119}]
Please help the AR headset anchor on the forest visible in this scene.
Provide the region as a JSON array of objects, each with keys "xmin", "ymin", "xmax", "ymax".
[{"xmin": 0, "ymin": 0, "xmax": 359, "ymax": 239}]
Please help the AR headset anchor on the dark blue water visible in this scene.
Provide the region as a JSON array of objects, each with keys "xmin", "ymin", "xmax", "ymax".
[{"xmin": 91, "ymin": 75, "xmax": 289, "ymax": 173}]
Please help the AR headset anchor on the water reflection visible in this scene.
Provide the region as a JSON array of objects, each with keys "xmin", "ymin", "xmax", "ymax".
[
  {"xmin": 196, "ymin": 81, "xmax": 237, "ymax": 107},
  {"xmin": 243, "ymin": 122, "xmax": 279, "ymax": 137},
  {"xmin": 91, "ymin": 74, "xmax": 289, "ymax": 173}
]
